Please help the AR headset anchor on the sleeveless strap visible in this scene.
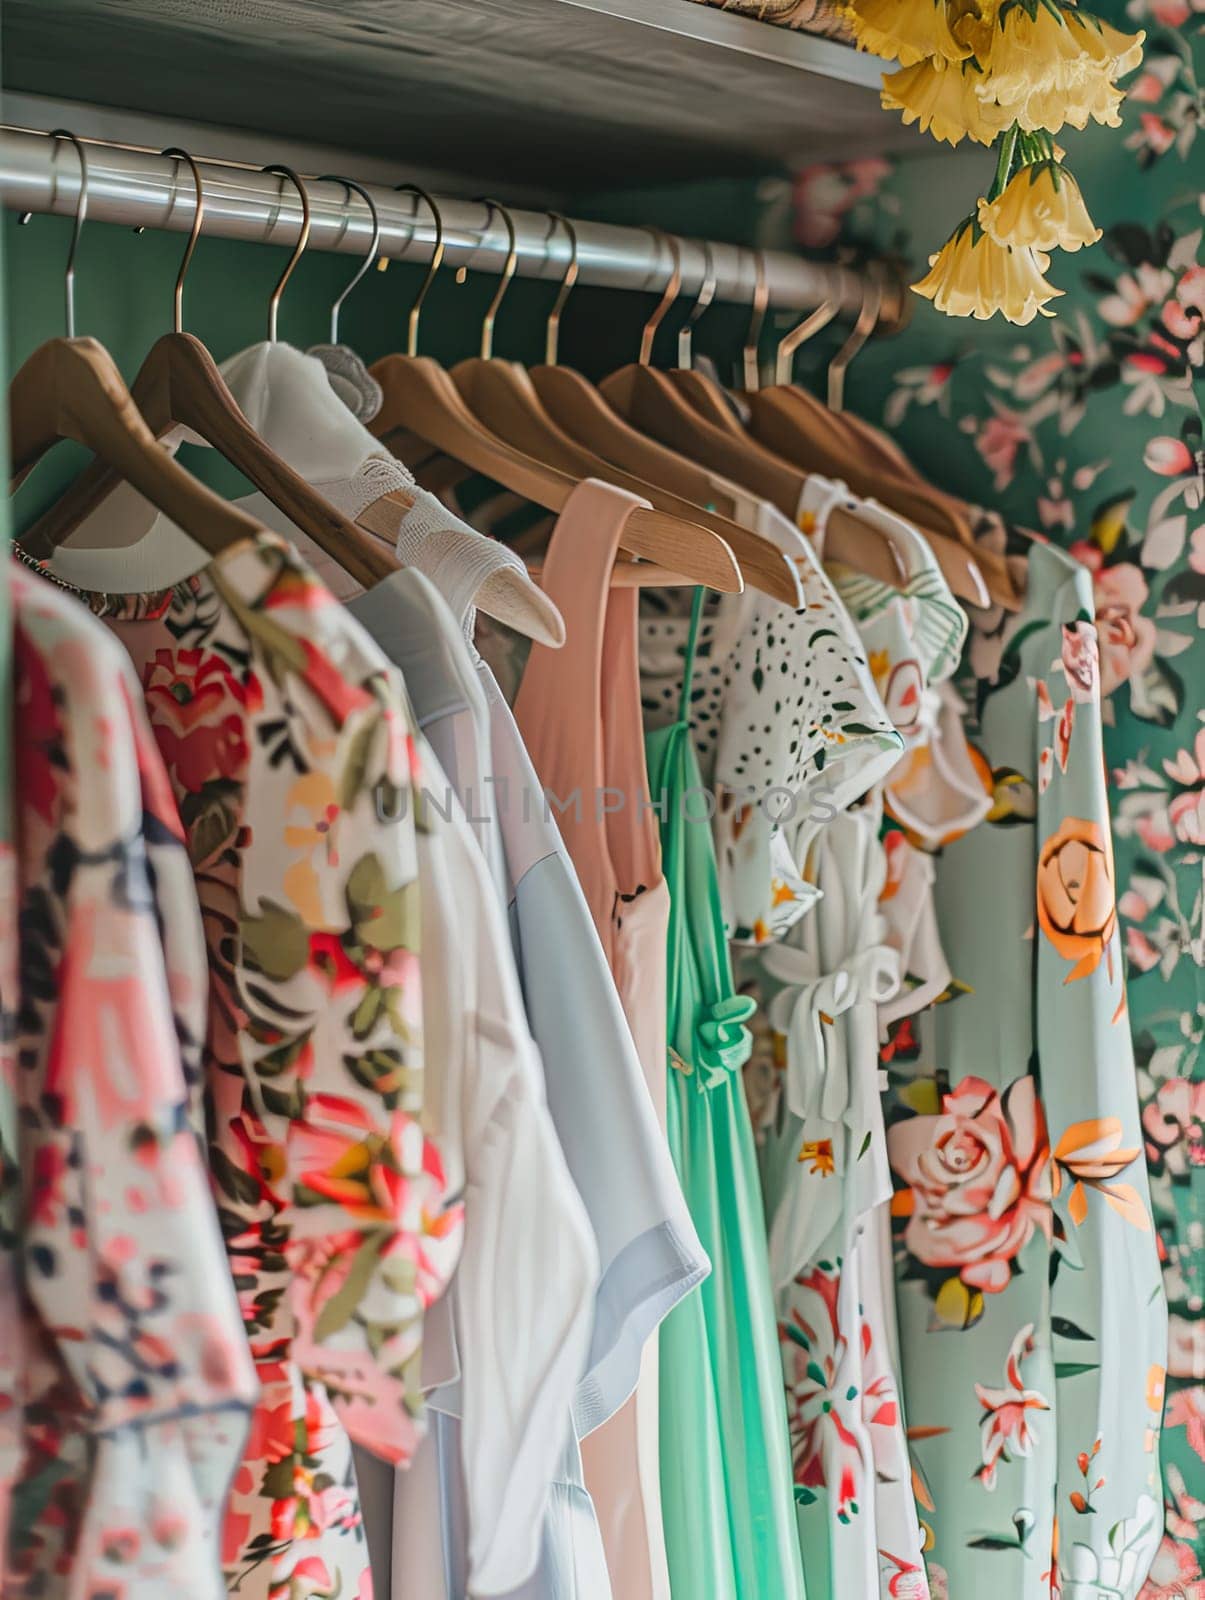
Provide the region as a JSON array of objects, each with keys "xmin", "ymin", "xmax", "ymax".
[
  {"xmin": 512, "ymin": 479, "xmax": 652, "ymax": 942},
  {"xmin": 514, "ymin": 477, "xmax": 651, "ymax": 794},
  {"xmin": 677, "ymin": 586, "xmax": 706, "ymax": 726}
]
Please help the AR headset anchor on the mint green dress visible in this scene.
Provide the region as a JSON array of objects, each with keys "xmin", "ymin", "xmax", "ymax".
[
  {"xmin": 886, "ymin": 543, "xmax": 1168, "ymax": 1598},
  {"xmin": 648, "ymin": 591, "xmax": 807, "ymax": 1600}
]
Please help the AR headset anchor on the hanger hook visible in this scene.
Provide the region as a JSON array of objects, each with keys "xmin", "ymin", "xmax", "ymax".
[
  {"xmin": 774, "ymin": 284, "xmax": 839, "ymax": 386},
  {"xmin": 543, "ymin": 212, "xmax": 579, "ymax": 368},
  {"xmin": 261, "ymin": 163, "xmax": 311, "ymax": 342},
  {"xmin": 160, "ymin": 146, "xmax": 205, "ymax": 335},
  {"xmin": 742, "ymin": 248, "xmax": 769, "ymax": 392},
  {"xmin": 391, "ymin": 183, "xmax": 445, "ymax": 357},
  {"xmin": 48, "ymin": 129, "xmax": 88, "ymax": 339},
  {"xmin": 317, "ymin": 174, "xmax": 380, "ymax": 344},
  {"xmin": 473, "ymin": 197, "xmax": 518, "ymax": 361},
  {"xmin": 639, "ymin": 228, "xmax": 681, "ymax": 367},
  {"xmin": 678, "ymin": 239, "xmax": 716, "ymax": 370},
  {"xmin": 827, "ymin": 263, "xmax": 883, "ymax": 413}
]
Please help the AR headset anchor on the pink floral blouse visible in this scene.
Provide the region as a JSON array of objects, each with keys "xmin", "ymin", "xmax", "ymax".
[
  {"xmin": 4, "ymin": 564, "xmax": 258, "ymax": 1598},
  {"xmin": 51, "ymin": 534, "xmax": 463, "ymax": 1600}
]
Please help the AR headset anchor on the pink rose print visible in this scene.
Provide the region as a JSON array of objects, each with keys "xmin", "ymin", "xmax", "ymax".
[
  {"xmin": 1060, "ymin": 623, "xmax": 1101, "ymax": 704},
  {"xmin": 1093, "ymin": 564, "xmax": 1158, "ymax": 695},
  {"xmin": 1145, "ymin": 436, "xmax": 1196, "ymax": 477},
  {"xmin": 792, "ymin": 158, "xmax": 892, "ymax": 250},
  {"xmin": 974, "ymin": 1323, "xmax": 1051, "ymax": 1490},
  {"xmin": 1163, "ymin": 264, "xmax": 1205, "ymax": 348},
  {"xmin": 975, "ymin": 409, "xmax": 1030, "ymax": 492},
  {"xmin": 1142, "ymin": 1531, "xmax": 1203, "ymax": 1598},
  {"xmin": 1163, "ymin": 727, "xmax": 1205, "ymax": 846},
  {"xmin": 888, "ymin": 1075, "xmax": 1053, "ymax": 1295},
  {"xmin": 1143, "ymin": 1078, "xmax": 1205, "ymax": 1178},
  {"xmin": 1190, "ymin": 525, "xmax": 1205, "ymax": 575}
]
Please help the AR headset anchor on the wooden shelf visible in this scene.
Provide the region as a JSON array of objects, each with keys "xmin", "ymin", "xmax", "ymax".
[{"xmin": 1, "ymin": 0, "xmax": 908, "ymax": 200}]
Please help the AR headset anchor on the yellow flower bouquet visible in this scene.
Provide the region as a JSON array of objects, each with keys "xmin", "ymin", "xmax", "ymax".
[{"xmin": 843, "ymin": 0, "xmax": 1144, "ymax": 322}]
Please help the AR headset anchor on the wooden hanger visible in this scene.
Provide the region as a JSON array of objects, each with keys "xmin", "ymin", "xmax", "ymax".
[
  {"xmin": 449, "ymin": 206, "xmax": 802, "ymax": 607},
  {"xmin": 742, "ymin": 266, "xmax": 1005, "ymax": 590},
  {"xmin": 368, "ymin": 189, "xmax": 742, "ymax": 596},
  {"xmin": 14, "ymin": 335, "xmax": 265, "ymax": 557},
  {"xmin": 741, "ymin": 269, "xmax": 1019, "ymax": 608},
  {"xmin": 21, "ymin": 151, "xmax": 396, "ymax": 589},
  {"xmin": 598, "ymin": 232, "xmax": 909, "ymax": 590},
  {"xmin": 666, "ymin": 242, "xmax": 758, "ymax": 436},
  {"xmin": 12, "ymin": 132, "xmax": 262, "ymax": 561},
  {"xmin": 528, "ymin": 223, "xmax": 766, "ymax": 525}
]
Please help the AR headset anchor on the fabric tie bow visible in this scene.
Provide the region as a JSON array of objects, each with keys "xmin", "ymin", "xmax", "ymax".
[
  {"xmin": 693, "ymin": 993, "xmax": 758, "ymax": 1090},
  {"xmin": 762, "ymin": 943, "xmax": 900, "ymax": 1125}
]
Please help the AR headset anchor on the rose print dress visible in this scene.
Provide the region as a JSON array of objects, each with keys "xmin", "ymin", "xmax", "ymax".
[
  {"xmin": 885, "ymin": 542, "xmax": 1168, "ymax": 1600},
  {"xmin": 47, "ymin": 532, "xmax": 462, "ymax": 1600},
  {"xmin": 4, "ymin": 565, "xmax": 257, "ymax": 1598}
]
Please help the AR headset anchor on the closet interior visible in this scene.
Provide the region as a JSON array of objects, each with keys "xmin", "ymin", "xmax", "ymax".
[{"xmin": 0, "ymin": 4, "xmax": 1187, "ymax": 1600}]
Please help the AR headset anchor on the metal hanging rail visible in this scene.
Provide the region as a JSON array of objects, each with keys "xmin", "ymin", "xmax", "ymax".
[{"xmin": 0, "ymin": 126, "xmax": 907, "ymax": 330}]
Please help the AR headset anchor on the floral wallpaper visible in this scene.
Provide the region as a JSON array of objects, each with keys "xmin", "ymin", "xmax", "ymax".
[{"xmin": 790, "ymin": 4, "xmax": 1203, "ymax": 1592}]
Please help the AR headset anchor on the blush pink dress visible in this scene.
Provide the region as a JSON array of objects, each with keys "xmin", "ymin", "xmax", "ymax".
[{"xmin": 514, "ymin": 479, "xmax": 675, "ymax": 1600}]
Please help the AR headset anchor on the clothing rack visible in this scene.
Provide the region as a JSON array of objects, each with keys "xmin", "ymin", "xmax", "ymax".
[{"xmin": 0, "ymin": 125, "xmax": 908, "ymax": 329}]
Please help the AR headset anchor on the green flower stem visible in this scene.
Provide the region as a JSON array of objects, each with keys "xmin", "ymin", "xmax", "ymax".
[{"xmin": 988, "ymin": 125, "xmax": 1022, "ymax": 202}]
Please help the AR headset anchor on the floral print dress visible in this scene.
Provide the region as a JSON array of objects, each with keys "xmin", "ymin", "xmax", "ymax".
[
  {"xmin": 885, "ymin": 541, "xmax": 1168, "ymax": 1599},
  {"xmin": 47, "ymin": 532, "xmax": 462, "ymax": 1600},
  {"xmin": 750, "ymin": 517, "xmax": 967, "ymax": 1600},
  {"xmin": 4, "ymin": 564, "xmax": 257, "ymax": 1598}
]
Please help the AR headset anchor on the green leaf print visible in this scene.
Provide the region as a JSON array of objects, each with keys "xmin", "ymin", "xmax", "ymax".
[
  {"xmin": 346, "ymin": 853, "xmax": 420, "ymax": 952},
  {"xmin": 242, "ymin": 899, "xmax": 312, "ymax": 982},
  {"xmin": 180, "ymin": 779, "xmax": 240, "ymax": 867},
  {"xmin": 312, "ymin": 1231, "xmax": 387, "ymax": 1343},
  {"xmin": 339, "ymin": 712, "xmax": 382, "ymax": 810}
]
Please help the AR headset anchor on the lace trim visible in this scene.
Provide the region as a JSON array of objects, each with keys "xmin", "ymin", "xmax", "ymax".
[{"xmin": 315, "ymin": 454, "xmax": 417, "ymax": 522}]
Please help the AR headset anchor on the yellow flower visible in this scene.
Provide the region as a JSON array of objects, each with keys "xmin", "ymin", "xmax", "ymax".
[
  {"xmin": 975, "ymin": 3, "xmax": 1142, "ymax": 134},
  {"xmin": 1010, "ymin": 73, "xmax": 1125, "ymax": 133},
  {"xmin": 912, "ymin": 218, "xmax": 1064, "ymax": 324},
  {"xmin": 949, "ymin": 0, "xmax": 1001, "ymax": 57},
  {"xmin": 881, "ymin": 56, "xmax": 1012, "ymax": 147},
  {"xmin": 844, "ymin": 0, "xmax": 971, "ymax": 65},
  {"xmin": 978, "ymin": 161, "xmax": 1102, "ymax": 252},
  {"xmin": 978, "ymin": 2, "xmax": 1091, "ymax": 103},
  {"xmin": 1065, "ymin": 10, "xmax": 1145, "ymax": 80}
]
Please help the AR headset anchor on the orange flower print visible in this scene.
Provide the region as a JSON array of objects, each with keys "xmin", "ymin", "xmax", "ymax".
[
  {"xmin": 284, "ymin": 770, "xmax": 344, "ymax": 926},
  {"xmin": 1036, "ymin": 816, "xmax": 1118, "ymax": 983},
  {"xmin": 1068, "ymin": 1436, "xmax": 1105, "ymax": 1515},
  {"xmin": 1051, "ymin": 1117, "xmax": 1149, "ymax": 1232},
  {"xmin": 799, "ymin": 1137, "xmax": 836, "ymax": 1175}
]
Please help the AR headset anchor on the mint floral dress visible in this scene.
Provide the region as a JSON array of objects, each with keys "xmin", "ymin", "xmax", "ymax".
[{"xmin": 885, "ymin": 542, "xmax": 1168, "ymax": 1600}]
